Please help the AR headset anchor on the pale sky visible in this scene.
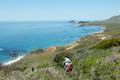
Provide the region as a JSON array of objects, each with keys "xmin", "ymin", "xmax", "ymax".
[{"xmin": 0, "ymin": 0, "xmax": 120, "ymax": 21}]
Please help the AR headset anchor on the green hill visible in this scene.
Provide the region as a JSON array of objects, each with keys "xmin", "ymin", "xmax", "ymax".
[
  {"xmin": 104, "ymin": 15, "xmax": 120, "ymax": 23},
  {"xmin": 79, "ymin": 15, "xmax": 120, "ymax": 25}
]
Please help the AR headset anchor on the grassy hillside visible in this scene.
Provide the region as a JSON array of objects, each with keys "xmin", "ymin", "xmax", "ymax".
[{"xmin": 0, "ymin": 16, "xmax": 120, "ymax": 80}]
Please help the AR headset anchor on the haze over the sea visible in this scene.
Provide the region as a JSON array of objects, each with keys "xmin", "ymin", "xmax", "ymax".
[{"xmin": 0, "ymin": 0, "xmax": 120, "ymax": 21}]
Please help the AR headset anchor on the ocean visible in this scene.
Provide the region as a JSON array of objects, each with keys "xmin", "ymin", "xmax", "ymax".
[{"xmin": 0, "ymin": 21, "xmax": 103, "ymax": 64}]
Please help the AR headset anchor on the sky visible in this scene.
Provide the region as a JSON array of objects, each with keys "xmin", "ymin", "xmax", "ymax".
[{"xmin": 0, "ymin": 0, "xmax": 120, "ymax": 21}]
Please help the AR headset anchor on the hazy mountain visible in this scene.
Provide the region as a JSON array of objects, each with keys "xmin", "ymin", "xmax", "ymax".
[{"xmin": 103, "ymin": 15, "xmax": 120, "ymax": 23}]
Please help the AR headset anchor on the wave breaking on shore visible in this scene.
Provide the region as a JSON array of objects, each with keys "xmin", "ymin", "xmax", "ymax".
[
  {"xmin": 2, "ymin": 55, "xmax": 25, "ymax": 66},
  {"xmin": 0, "ymin": 48, "xmax": 4, "ymax": 51}
]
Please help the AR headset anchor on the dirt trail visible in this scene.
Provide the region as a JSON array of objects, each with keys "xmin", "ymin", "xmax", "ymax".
[{"xmin": 66, "ymin": 43, "xmax": 79, "ymax": 50}]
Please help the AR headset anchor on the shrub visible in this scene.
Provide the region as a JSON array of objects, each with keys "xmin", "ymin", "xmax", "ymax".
[
  {"xmin": 53, "ymin": 51, "xmax": 65, "ymax": 67},
  {"xmin": 18, "ymin": 64, "xmax": 27, "ymax": 72},
  {"xmin": 53, "ymin": 51, "xmax": 73, "ymax": 67},
  {"xmin": 92, "ymin": 38, "xmax": 120, "ymax": 49}
]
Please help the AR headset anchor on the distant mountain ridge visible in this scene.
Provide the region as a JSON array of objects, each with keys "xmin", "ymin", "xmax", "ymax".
[
  {"xmin": 78, "ymin": 15, "xmax": 120, "ymax": 26},
  {"xmin": 103, "ymin": 15, "xmax": 120, "ymax": 23}
]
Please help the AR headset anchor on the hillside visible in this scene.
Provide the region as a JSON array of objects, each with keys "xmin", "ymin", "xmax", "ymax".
[
  {"xmin": 79, "ymin": 15, "xmax": 120, "ymax": 26},
  {"xmin": 104, "ymin": 15, "xmax": 120, "ymax": 23}
]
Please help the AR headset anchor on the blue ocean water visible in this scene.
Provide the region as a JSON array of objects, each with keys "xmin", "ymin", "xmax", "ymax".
[{"xmin": 0, "ymin": 22, "xmax": 103, "ymax": 63}]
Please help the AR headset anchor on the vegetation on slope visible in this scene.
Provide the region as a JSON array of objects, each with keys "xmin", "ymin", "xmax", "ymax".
[{"xmin": 92, "ymin": 38, "xmax": 120, "ymax": 49}]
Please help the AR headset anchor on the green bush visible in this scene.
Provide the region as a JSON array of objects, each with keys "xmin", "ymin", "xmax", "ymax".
[
  {"xmin": 92, "ymin": 38, "xmax": 120, "ymax": 49},
  {"xmin": 18, "ymin": 64, "xmax": 27, "ymax": 72},
  {"xmin": 53, "ymin": 51, "xmax": 66, "ymax": 67},
  {"xmin": 53, "ymin": 51, "xmax": 73, "ymax": 67}
]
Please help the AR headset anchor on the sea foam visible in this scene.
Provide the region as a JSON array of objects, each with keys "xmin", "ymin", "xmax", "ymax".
[
  {"xmin": 2, "ymin": 55, "xmax": 25, "ymax": 66},
  {"xmin": 0, "ymin": 48, "xmax": 4, "ymax": 51}
]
